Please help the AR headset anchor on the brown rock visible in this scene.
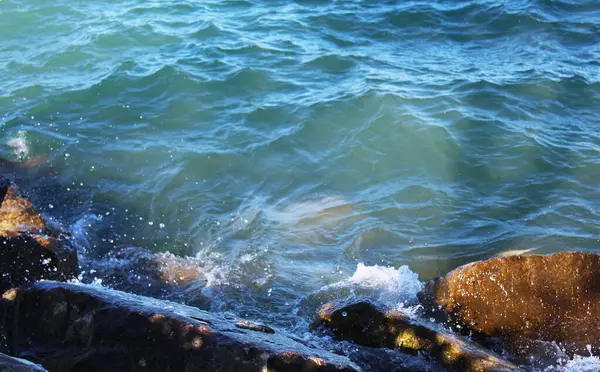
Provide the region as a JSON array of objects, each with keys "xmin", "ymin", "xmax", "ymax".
[
  {"xmin": 0, "ymin": 179, "xmax": 77, "ymax": 292},
  {"xmin": 1, "ymin": 281, "xmax": 357, "ymax": 372},
  {"xmin": 108, "ymin": 246, "xmax": 204, "ymax": 285},
  {"xmin": 418, "ymin": 251, "xmax": 600, "ymax": 355},
  {"xmin": 84, "ymin": 246, "xmax": 208, "ymax": 302},
  {"xmin": 0, "ymin": 154, "xmax": 48, "ymax": 171},
  {"xmin": 313, "ymin": 301, "xmax": 519, "ymax": 372},
  {"xmin": 0, "ymin": 181, "xmax": 45, "ymax": 236},
  {"xmin": 0, "ymin": 352, "xmax": 46, "ymax": 371}
]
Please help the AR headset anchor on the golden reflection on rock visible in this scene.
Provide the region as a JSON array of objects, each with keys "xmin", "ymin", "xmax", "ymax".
[{"xmin": 314, "ymin": 301, "xmax": 518, "ymax": 371}]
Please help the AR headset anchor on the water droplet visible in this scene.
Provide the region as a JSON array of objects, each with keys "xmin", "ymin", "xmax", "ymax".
[{"xmin": 342, "ymin": 312, "xmax": 348, "ymax": 317}]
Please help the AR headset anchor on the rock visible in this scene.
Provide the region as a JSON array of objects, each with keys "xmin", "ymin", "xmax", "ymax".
[
  {"xmin": 107, "ymin": 246, "xmax": 205, "ymax": 285},
  {"xmin": 418, "ymin": 251, "xmax": 600, "ymax": 355},
  {"xmin": 1, "ymin": 281, "xmax": 357, "ymax": 372},
  {"xmin": 339, "ymin": 346, "xmax": 441, "ymax": 372},
  {"xmin": 0, "ymin": 179, "xmax": 77, "ymax": 292},
  {"xmin": 79, "ymin": 246, "xmax": 209, "ymax": 305},
  {"xmin": 0, "ymin": 179, "xmax": 45, "ymax": 236},
  {"xmin": 313, "ymin": 301, "xmax": 519, "ymax": 372},
  {"xmin": 0, "ymin": 155, "xmax": 48, "ymax": 171},
  {"xmin": 0, "ymin": 352, "xmax": 47, "ymax": 371}
]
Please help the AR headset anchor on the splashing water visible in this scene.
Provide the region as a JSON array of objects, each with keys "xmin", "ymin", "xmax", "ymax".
[
  {"xmin": 557, "ymin": 356, "xmax": 600, "ymax": 372},
  {"xmin": 7, "ymin": 131, "xmax": 29, "ymax": 159}
]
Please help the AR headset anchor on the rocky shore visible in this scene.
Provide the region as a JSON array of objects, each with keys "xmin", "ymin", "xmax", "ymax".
[{"xmin": 1, "ymin": 179, "xmax": 599, "ymax": 371}]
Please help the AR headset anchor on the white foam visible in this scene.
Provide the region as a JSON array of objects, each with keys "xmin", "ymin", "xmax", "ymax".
[
  {"xmin": 494, "ymin": 248, "xmax": 535, "ymax": 258},
  {"xmin": 325, "ymin": 263, "xmax": 424, "ymax": 311},
  {"xmin": 556, "ymin": 355, "xmax": 600, "ymax": 372},
  {"xmin": 199, "ymin": 250, "xmax": 272, "ymax": 298},
  {"xmin": 7, "ymin": 131, "xmax": 29, "ymax": 159},
  {"xmin": 202, "ymin": 263, "xmax": 230, "ymax": 290}
]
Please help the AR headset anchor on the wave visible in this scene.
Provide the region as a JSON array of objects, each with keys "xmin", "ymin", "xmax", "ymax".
[{"xmin": 2, "ymin": 2, "xmax": 599, "ymax": 369}]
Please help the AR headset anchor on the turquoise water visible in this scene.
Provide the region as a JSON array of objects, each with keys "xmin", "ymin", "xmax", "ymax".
[{"xmin": 1, "ymin": 0, "xmax": 600, "ymax": 339}]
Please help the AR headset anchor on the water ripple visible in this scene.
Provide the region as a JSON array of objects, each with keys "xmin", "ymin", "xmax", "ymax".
[{"xmin": 0, "ymin": 0, "xmax": 599, "ymax": 348}]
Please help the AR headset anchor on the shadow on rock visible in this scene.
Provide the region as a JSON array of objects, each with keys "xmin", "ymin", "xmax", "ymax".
[
  {"xmin": 0, "ymin": 178, "xmax": 77, "ymax": 293},
  {"xmin": 312, "ymin": 301, "xmax": 519, "ymax": 372},
  {"xmin": 1, "ymin": 281, "xmax": 358, "ymax": 372},
  {"xmin": 0, "ymin": 352, "xmax": 46, "ymax": 372}
]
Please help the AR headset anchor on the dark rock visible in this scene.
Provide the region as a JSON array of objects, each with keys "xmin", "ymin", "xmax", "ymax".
[
  {"xmin": 418, "ymin": 251, "xmax": 600, "ymax": 355},
  {"xmin": 0, "ymin": 352, "xmax": 46, "ymax": 372},
  {"xmin": 338, "ymin": 346, "xmax": 440, "ymax": 372},
  {"xmin": 1, "ymin": 281, "xmax": 357, "ymax": 372},
  {"xmin": 313, "ymin": 301, "xmax": 519, "ymax": 372},
  {"xmin": 0, "ymin": 179, "xmax": 77, "ymax": 293}
]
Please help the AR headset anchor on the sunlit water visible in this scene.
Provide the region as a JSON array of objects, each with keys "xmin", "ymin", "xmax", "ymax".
[{"xmin": 1, "ymin": 0, "xmax": 599, "ymax": 369}]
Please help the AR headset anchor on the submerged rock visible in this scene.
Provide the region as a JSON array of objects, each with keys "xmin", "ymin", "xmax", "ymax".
[
  {"xmin": 107, "ymin": 246, "xmax": 205, "ymax": 285},
  {"xmin": 80, "ymin": 246, "xmax": 210, "ymax": 306},
  {"xmin": 313, "ymin": 301, "xmax": 519, "ymax": 372},
  {"xmin": 0, "ymin": 352, "xmax": 46, "ymax": 372},
  {"xmin": 0, "ymin": 179, "xmax": 77, "ymax": 292},
  {"xmin": 1, "ymin": 281, "xmax": 357, "ymax": 372},
  {"xmin": 418, "ymin": 251, "xmax": 600, "ymax": 355}
]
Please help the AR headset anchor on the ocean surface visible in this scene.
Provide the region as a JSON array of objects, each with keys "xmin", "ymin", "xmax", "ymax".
[{"xmin": 1, "ymin": 0, "xmax": 600, "ymax": 369}]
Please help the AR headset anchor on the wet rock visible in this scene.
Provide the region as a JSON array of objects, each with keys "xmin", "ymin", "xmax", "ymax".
[
  {"xmin": 0, "ymin": 155, "xmax": 48, "ymax": 171},
  {"xmin": 1, "ymin": 281, "xmax": 357, "ymax": 372},
  {"xmin": 0, "ymin": 179, "xmax": 77, "ymax": 292},
  {"xmin": 418, "ymin": 251, "xmax": 600, "ymax": 355},
  {"xmin": 0, "ymin": 180, "xmax": 45, "ymax": 236},
  {"xmin": 0, "ymin": 352, "xmax": 46, "ymax": 371},
  {"xmin": 313, "ymin": 301, "xmax": 519, "ymax": 372},
  {"xmin": 107, "ymin": 246, "xmax": 205, "ymax": 285},
  {"xmin": 235, "ymin": 319, "xmax": 276, "ymax": 334},
  {"xmin": 339, "ymin": 346, "xmax": 441, "ymax": 372},
  {"xmin": 80, "ymin": 246, "xmax": 209, "ymax": 305}
]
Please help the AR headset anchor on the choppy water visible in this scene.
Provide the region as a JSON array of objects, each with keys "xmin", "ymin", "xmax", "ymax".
[{"xmin": 1, "ymin": 0, "xmax": 600, "ymax": 369}]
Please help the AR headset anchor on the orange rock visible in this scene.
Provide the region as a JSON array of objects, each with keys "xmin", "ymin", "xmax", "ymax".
[
  {"xmin": 0, "ymin": 183, "xmax": 45, "ymax": 236},
  {"xmin": 107, "ymin": 246, "xmax": 204, "ymax": 286},
  {"xmin": 419, "ymin": 251, "xmax": 600, "ymax": 355},
  {"xmin": 0, "ymin": 178, "xmax": 77, "ymax": 292}
]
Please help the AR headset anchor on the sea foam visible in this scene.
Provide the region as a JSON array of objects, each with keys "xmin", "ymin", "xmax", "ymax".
[
  {"xmin": 7, "ymin": 131, "xmax": 29, "ymax": 159},
  {"xmin": 319, "ymin": 263, "xmax": 423, "ymax": 313}
]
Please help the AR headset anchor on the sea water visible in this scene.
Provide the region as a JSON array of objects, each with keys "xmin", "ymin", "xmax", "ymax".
[{"xmin": 1, "ymin": 0, "xmax": 599, "ymax": 369}]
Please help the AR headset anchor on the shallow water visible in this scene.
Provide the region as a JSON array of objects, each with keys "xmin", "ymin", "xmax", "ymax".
[{"xmin": 1, "ymin": 0, "xmax": 600, "ymax": 369}]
